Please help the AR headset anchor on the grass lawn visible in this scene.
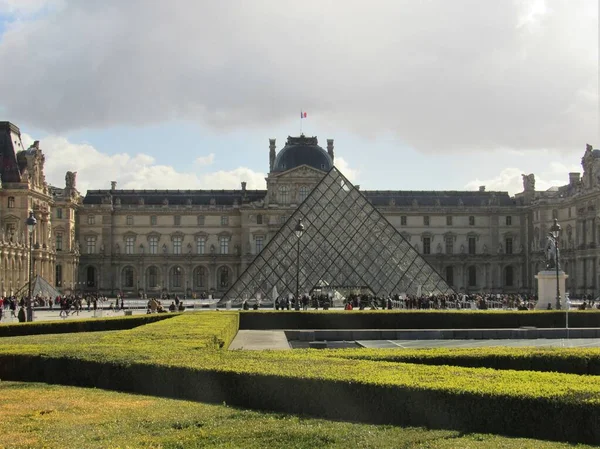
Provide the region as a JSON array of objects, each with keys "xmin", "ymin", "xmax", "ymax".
[{"xmin": 0, "ymin": 381, "xmax": 594, "ymax": 449}]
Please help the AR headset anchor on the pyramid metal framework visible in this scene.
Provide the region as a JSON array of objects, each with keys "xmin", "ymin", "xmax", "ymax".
[
  {"xmin": 220, "ymin": 167, "xmax": 454, "ymax": 304},
  {"xmin": 15, "ymin": 275, "xmax": 62, "ymax": 298}
]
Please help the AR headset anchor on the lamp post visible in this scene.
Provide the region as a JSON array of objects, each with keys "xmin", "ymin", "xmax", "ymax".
[
  {"xmin": 294, "ymin": 218, "xmax": 305, "ymax": 311},
  {"xmin": 26, "ymin": 211, "xmax": 37, "ymax": 322},
  {"xmin": 549, "ymin": 218, "xmax": 561, "ymax": 311}
]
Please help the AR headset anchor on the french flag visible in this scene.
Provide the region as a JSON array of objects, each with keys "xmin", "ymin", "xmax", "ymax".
[{"xmin": 301, "ymin": 111, "xmax": 307, "ymax": 118}]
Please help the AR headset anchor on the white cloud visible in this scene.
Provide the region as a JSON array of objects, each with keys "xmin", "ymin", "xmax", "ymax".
[
  {"xmin": 335, "ymin": 157, "xmax": 359, "ymax": 182},
  {"xmin": 0, "ymin": 0, "xmax": 596, "ymax": 154},
  {"xmin": 21, "ymin": 133, "xmax": 266, "ymax": 192},
  {"xmin": 194, "ymin": 153, "xmax": 215, "ymax": 166},
  {"xmin": 0, "ymin": 0, "xmax": 63, "ymax": 16}
]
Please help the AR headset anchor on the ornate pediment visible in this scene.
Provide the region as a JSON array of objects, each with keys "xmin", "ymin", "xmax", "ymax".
[
  {"xmin": 272, "ymin": 164, "xmax": 325, "ymax": 179},
  {"xmin": 146, "ymin": 232, "xmax": 161, "ymax": 241}
]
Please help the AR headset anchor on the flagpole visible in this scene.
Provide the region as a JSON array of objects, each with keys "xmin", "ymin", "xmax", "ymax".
[{"xmin": 300, "ymin": 110, "xmax": 303, "ymax": 135}]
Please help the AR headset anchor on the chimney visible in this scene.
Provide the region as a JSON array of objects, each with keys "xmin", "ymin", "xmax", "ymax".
[
  {"xmin": 111, "ymin": 181, "xmax": 117, "ymax": 190},
  {"xmin": 569, "ymin": 172, "xmax": 580, "ymax": 186},
  {"xmin": 269, "ymin": 139, "xmax": 276, "ymax": 171},
  {"xmin": 327, "ymin": 139, "xmax": 334, "ymax": 163},
  {"xmin": 479, "ymin": 186, "xmax": 486, "ymax": 192},
  {"xmin": 241, "ymin": 181, "xmax": 247, "ymax": 192}
]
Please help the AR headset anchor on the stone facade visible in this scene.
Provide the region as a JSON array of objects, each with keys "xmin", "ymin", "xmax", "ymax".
[
  {"xmin": 0, "ymin": 122, "xmax": 81, "ymax": 296},
  {"xmin": 2, "ymin": 121, "xmax": 598, "ymax": 299}
]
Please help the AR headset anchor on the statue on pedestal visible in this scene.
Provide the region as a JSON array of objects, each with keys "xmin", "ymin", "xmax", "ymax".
[{"xmin": 545, "ymin": 236, "xmax": 559, "ymax": 270}]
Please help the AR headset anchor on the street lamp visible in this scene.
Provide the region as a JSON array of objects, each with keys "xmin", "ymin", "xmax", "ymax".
[
  {"xmin": 549, "ymin": 218, "xmax": 561, "ymax": 311},
  {"xmin": 294, "ymin": 218, "xmax": 305, "ymax": 310},
  {"xmin": 26, "ymin": 211, "xmax": 37, "ymax": 322}
]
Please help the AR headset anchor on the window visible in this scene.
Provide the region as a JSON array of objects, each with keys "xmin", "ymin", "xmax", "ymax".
[
  {"xmin": 505, "ymin": 237, "xmax": 513, "ymax": 255},
  {"xmin": 299, "ymin": 186, "xmax": 309, "ymax": 203},
  {"xmin": 445, "ymin": 266, "xmax": 454, "ymax": 286},
  {"xmin": 87, "ymin": 215, "xmax": 95, "ymax": 225},
  {"xmin": 505, "ymin": 216, "xmax": 512, "ymax": 226},
  {"xmin": 7, "ymin": 197, "xmax": 14, "ymax": 208},
  {"xmin": 122, "ymin": 267, "xmax": 134, "ymax": 288},
  {"xmin": 423, "ymin": 237, "xmax": 431, "ymax": 255},
  {"xmin": 125, "ymin": 236, "xmax": 135, "ymax": 254},
  {"xmin": 280, "ymin": 215, "xmax": 287, "ymax": 224},
  {"xmin": 56, "ymin": 233, "xmax": 63, "ymax": 251},
  {"xmin": 255, "ymin": 236, "xmax": 264, "ymax": 254},
  {"xmin": 219, "ymin": 236, "xmax": 229, "ymax": 254},
  {"xmin": 568, "ymin": 208, "xmax": 572, "ymax": 218},
  {"xmin": 150, "ymin": 216, "xmax": 157, "ymax": 226},
  {"xmin": 445, "ymin": 236, "xmax": 454, "ymax": 254},
  {"xmin": 194, "ymin": 266, "xmax": 206, "ymax": 288},
  {"xmin": 221, "ymin": 216, "xmax": 229, "ymax": 226},
  {"xmin": 505, "ymin": 266, "xmax": 514, "ymax": 287},
  {"xmin": 400, "ymin": 216, "xmax": 407, "ymax": 226},
  {"xmin": 170, "ymin": 266, "xmax": 183, "ymax": 288},
  {"xmin": 196, "ymin": 237, "xmax": 205, "ymax": 255},
  {"xmin": 173, "ymin": 236, "xmax": 182, "ymax": 255},
  {"xmin": 174, "ymin": 215, "xmax": 181, "ymax": 226},
  {"xmin": 56, "ymin": 208, "xmax": 63, "ymax": 219},
  {"xmin": 423, "ymin": 216, "xmax": 430, "ymax": 226},
  {"xmin": 197, "ymin": 215, "xmax": 205, "ymax": 226},
  {"xmin": 446, "ymin": 216, "xmax": 453, "ymax": 226},
  {"xmin": 256, "ymin": 214, "xmax": 263, "ymax": 225},
  {"xmin": 279, "ymin": 185, "xmax": 289, "ymax": 204},
  {"xmin": 468, "ymin": 266, "xmax": 477, "ymax": 287},
  {"xmin": 86, "ymin": 266, "xmax": 96, "ymax": 287},
  {"xmin": 149, "ymin": 236, "xmax": 158, "ymax": 254},
  {"xmin": 469, "ymin": 216, "xmax": 475, "ymax": 226},
  {"xmin": 85, "ymin": 236, "xmax": 96, "ymax": 254},
  {"xmin": 468, "ymin": 237, "xmax": 476, "ymax": 255},
  {"xmin": 126, "ymin": 215, "xmax": 133, "ymax": 226},
  {"xmin": 55, "ymin": 264, "xmax": 62, "ymax": 287},
  {"xmin": 219, "ymin": 266, "xmax": 230, "ymax": 288},
  {"xmin": 147, "ymin": 266, "xmax": 158, "ymax": 288}
]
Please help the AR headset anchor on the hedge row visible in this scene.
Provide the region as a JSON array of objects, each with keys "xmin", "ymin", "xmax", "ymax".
[
  {"xmin": 0, "ymin": 313, "xmax": 175, "ymax": 338},
  {"xmin": 239, "ymin": 310, "xmax": 600, "ymax": 330},
  {"xmin": 2, "ymin": 312, "xmax": 600, "ymax": 443},
  {"xmin": 319, "ymin": 347, "xmax": 600, "ymax": 376},
  {"xmin": 0, "ymin": 353, "xmax": 598, "ymax": 444}
]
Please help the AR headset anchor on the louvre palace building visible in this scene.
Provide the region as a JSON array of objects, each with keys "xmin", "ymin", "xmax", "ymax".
[{"xmin": 1, "ymin": 120, "xmax": 599, "ymax": 299}]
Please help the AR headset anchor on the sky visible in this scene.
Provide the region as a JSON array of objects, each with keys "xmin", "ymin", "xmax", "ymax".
[{"xmin": 0, "ymin": 0, "xmax": 597, "ymax": 195}]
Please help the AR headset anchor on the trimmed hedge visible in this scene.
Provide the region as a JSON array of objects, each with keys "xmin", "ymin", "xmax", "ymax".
[
  {"xmin": 319, "ymin": 347, "xmax": 600, "ymax": 376},
  {"xmin": 0, "ymin": 354, "xmax": 598, "ymax": 444},
  {"xmin": 1, "ymin": 312, "xmax": 600, "ymax": 444},
  {"xmin": 239, "ymin": 310, "xmax": 600, "ymax": 330},
  {"xmin": 0, "ymin": 313, "xmax": 175, "ymax": 338}
]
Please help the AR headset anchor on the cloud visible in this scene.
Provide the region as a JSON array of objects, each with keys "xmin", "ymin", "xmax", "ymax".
[
  {"xmin": 21, "ymin": 133, "xmax": 266, "ymax": 192},
  {"xmin": 335, "ymin": 157, "xmax": 359, "ymax": 182},
  {"xmin": 0, "ymin": 0, "xmax": 63, "ymax": 16},
  {"xmin": 0, "ymin": 0, "xmax": 596, "ymax": 154},
  {"xmin": 194, "ymin": 153, "xmax": 214, "ymax": 166}
]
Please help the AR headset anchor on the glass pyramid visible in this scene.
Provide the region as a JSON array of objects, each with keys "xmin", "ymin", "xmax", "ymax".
[{"xmin": 220, "ymin": 167, "xmax": 454, "ymax": 304}]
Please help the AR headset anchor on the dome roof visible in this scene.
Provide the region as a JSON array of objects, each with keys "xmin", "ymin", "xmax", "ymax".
[{"xmin": 272, "ymin": 135, "xmax": 333, "ymax": 173}]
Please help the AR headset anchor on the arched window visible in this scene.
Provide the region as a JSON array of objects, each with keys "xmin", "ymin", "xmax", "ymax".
[
  {"xmin": 505, "ymin": 266, "xmax": 514, "ymax": 287},
  {"xmin": 122, "ymin": 266, "xmax": 134, "ymax": 288},
  {"xmin": 147, "ymin": 266, "xmax": 158, "ymax": 288},
  {"xmin": 468, "ymin": 266, "xmax": 477, "ymax": 287},
  {"xmin": 55, "ymin": 264, "xmax": 62, "ymax": 287},
  {"xmin": 445, "ymin": 266, "xmax": 454, "ymax": 286},
  {"xmin": 279, "ymin": 185, "xmax": 289, "ymax": 204},
  {"xmin": 256, "ymin": 214, "xmax": 263, "ymax": 225},
  {"xmin": 218, "ymin": 266, "xmax": 230, "ymax": 288},
  {"xmin": 194, "ymin": 266, "xmax": 206, "ymax": 288},
  {"xmin": 299, "ymin": 186, "xmax": 309, "ymax": 203},
  {"xmin": 86, "ymin": 266, "xmax": 96, "ymax": 287},
  {"xmin": 170, "ymin": 266, "xmax": 183, "ymax": 288}
]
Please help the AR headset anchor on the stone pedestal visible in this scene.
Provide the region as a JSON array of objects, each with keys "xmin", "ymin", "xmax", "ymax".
[{"xmin": 535, "ymin": 270, "xmax": 568, "ymax": 310}]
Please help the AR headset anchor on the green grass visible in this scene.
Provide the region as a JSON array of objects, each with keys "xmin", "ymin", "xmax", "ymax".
[{"xmin": 0, "ymin": 381, "xmax": 594, "ymax": 449}]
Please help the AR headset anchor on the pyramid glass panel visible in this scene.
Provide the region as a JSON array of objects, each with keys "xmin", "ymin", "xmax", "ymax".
[{"xmin": 219, "ymin": 167, "xmax": 454, "ymax": 304}]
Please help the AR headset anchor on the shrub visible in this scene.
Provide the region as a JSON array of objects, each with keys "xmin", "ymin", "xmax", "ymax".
[
  {"xmin": 238, "ymin": 310, "xmax": 600, "ymax": 330},
  {"xmin": 0, "ymin": 313, "xmax": 175, "ymax": 338}
]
